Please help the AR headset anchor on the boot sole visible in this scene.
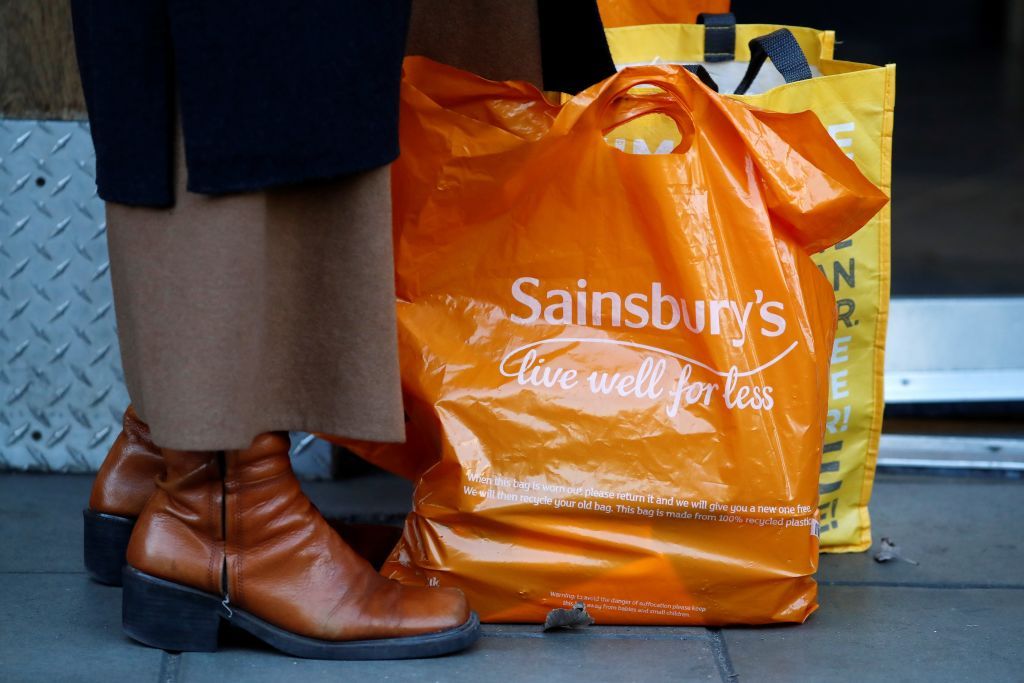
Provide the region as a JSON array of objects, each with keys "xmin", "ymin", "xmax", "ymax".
[
  {"xmin": 122, "ymin": 567, "xmax": 482, "ymax": 659},
  {"xmin": 83, "ymin": 509, "xmax": 135, "ymax": 586}
]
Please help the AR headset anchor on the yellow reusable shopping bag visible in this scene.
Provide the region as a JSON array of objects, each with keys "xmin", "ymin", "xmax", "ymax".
[{"xmin": 603, "ymin": 19, "xmax": 895, "ymax": 552}]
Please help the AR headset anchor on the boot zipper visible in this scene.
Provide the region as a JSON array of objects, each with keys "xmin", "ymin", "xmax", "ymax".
[
  {"xmin": 221, "ymin": 594, "xmax": 233, "ymax": 618},
  {"xmin": 218, "ymin": 451, "xmax": 232, "ymax": 619}
]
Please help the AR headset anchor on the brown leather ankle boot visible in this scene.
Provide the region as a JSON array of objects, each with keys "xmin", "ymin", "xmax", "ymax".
[
  {"xmin": 85, "ymin": 407, "xmax": 408, "ymax": 585},
  {"xmin": 83, "ymin": 406, "xmax": 163, "ymax": 585},
  {"xmin": 122, "ymin": 433, "xmax": 479, "ymax": 659}
]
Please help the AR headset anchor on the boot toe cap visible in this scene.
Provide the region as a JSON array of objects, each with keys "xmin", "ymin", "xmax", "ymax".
[{"xmin": 398, "ymin": 585, "xmax": 472, "ymax": 635}]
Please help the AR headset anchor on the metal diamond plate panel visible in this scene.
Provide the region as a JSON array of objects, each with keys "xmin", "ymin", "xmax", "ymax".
[
  {"xmin": 0, "ymin": 119, "xmax": 331, "ymax": 478},
  {"xmin": 0, "ymin": 119, "xmax": 124, "ymax": 472}
]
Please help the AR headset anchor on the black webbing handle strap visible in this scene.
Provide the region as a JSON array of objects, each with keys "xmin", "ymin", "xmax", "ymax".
[
  {"xmin": 733, "ymin": 29, "xmax": 813, "ymax": 95},
  {"xmin": 684, "ymin": 64, "xmax": 719, "ymax": 92},
  {"xmin": 697, "ymin": 13, "xmax": 736, "ymax": 63}
]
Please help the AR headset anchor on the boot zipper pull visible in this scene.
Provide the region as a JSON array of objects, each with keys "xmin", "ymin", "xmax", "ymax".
[{"xmin": 221, "ymin": 594, "xmax": 233, "ymax": 619}]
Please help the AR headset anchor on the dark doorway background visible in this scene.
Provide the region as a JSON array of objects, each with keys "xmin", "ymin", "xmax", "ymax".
[{"xmin": 731, "ymin": 0, "xmax": 1024, "ymax": 295}]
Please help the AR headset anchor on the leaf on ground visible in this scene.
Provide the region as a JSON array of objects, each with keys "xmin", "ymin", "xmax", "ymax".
[
  {"xmin": 873, "ymin": 537, "xmax": 920, "ymax": 566},
  {"xmin": 543, "ymin": 602, "xmax": 595, "ymax": 631}
]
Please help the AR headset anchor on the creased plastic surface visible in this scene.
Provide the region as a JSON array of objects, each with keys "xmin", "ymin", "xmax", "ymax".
[
  {"xmin": 332, "ymin": 58, "xmax": 887, "ymax": 625},
  {"xmin": 604, "ymin": 23, "xmax": 896, "ymax": 553}
]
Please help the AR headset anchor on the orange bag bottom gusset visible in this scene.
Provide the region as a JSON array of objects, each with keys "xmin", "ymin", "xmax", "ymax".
[
  {"xmin": 330, "ymin": 57, "xmax": 888, "ymax": 626},
  {"xmin": 388, "ymin": 487, "xmax": 821, "ymax": 625}
]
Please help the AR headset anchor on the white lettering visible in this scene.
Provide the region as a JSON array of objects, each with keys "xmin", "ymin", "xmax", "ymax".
[
  {"xmin": 652, "ymin": 282, "xmax": 680, "ymax": 330},
  {"xmin": 827, "ymin": 122, "xmax": 855, "ymax": 160},
  {"xmin": 759, "ymin": 301, "xmax": 786, "ymax": 337},
  {"xmin": 510, "ymin": 276, "xmax": 541, "ymax": 324},
  {"xmin": 510, "ymin": 279, "xmax": 790, "ymax": 346},
  {"xmin": 544, "ymin": 290, "xmax": 573, "ymax": 325},
  {"xmin": 830, "ymin": 369, "xmax": 850, "ymax": 400},
  {"xmin": 832, "ymin": 336, "xmax": 852, "ymax": 365},
  {"xmin": 624, "ymin": 293, "xmax": 650, "ymax": 328}
]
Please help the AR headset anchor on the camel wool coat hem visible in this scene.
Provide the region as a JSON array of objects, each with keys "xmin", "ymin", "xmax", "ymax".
[{"xmin": 92, "ymin": 1, "xmax": 612, "ymax": 450}]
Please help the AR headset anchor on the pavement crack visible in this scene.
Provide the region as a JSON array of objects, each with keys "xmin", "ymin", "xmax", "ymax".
[
  {"xmin": 707, "ymin": 628, "xmax": 739, "ymax": 683},
  {"xmin": 157, "ymin": 652, "xmax": 181, "ymax": 683}
]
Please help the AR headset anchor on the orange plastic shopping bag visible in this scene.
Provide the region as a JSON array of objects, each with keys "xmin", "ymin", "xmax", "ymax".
[
  {"xmin": 340, "ymin": 58, "xmax": 887, "ymax": 625},
  {"xmin": 597, "ymin": 0, "xmax": 730, "ymax": 28}
]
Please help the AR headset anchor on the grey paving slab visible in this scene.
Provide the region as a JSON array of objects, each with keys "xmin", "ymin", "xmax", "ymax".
[
  {"xmin": 0, "ymin": 573, "xmax": 164, "ymax": 683},
  {"xmin": 819, "ymin": 474, "xmax": 1024, "ymax": 588},
  {"xmin": 3, "ymin": 471, "xmax": 1021, "ymax": 683},
  {"xmin": 177, "ymin": 625, "xmax": 717, "ymax": 683},
  {"xmin": 723, "ymin": 584, "xmax": 1024, "ymax": 683},
  {"xmin": 0, "ymin": 473, "xmax": 91, "ymax": 573}
]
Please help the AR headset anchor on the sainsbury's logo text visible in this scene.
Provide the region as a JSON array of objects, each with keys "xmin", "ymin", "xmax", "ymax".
[{"xmin": 510, "ymin": 277, "xmax": 786, "ymax": 348}]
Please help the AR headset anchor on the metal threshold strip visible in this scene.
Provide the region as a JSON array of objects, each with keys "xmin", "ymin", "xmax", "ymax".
[
  {"xmin": 877, "ymin": 434, "xmax": 1024, "ymax": 472},
  {"xmin": 884, "ymin": 297, "xmax": 1024, "ymax": 404}
]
